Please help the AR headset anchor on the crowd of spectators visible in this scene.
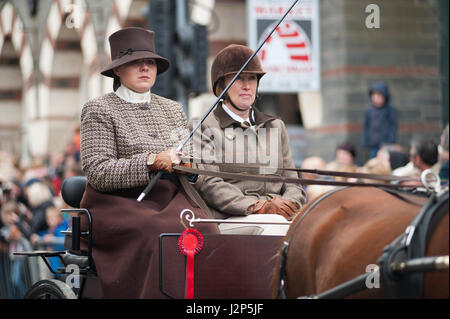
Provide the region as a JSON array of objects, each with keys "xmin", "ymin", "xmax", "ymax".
[
  {"xmin": 0, "ymin": 126, "xmax": 82, "ymax": 298},
  {"xmin": 300, "ymin": 124, "xmax": 449, "ymax": 202}
]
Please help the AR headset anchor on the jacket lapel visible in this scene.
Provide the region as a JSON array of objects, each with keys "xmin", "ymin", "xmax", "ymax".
[{"xmin": 213, "ymin": 103, "xmax": 279, "ymax": 129}]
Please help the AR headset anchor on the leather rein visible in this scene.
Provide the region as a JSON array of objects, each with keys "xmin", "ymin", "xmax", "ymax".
[{"xmin": 174, "ymin": 157, "xmax": 422, "ymax": 189}]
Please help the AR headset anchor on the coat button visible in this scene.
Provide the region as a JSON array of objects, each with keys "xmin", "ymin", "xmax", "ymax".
[{"xmin": 226, "ymin": 133, "xmax": 235, "ymax": 140}]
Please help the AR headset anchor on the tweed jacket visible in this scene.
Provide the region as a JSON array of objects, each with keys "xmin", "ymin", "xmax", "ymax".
[
  {"xmin": 193, "ymin": 103, "xmax": 306, "ymax": 219},
  {"xmin": 80, "ymin": 92, "xmax": 190, "ymax": 192}
]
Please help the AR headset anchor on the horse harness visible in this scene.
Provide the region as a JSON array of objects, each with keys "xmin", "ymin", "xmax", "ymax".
[
  {"xmin": 276, "ymin": 186, "xmax": 449, "ymax": 299},
  {"xmin": 377, "ymin": 189, "xmax": 449, "ymax": 298}
]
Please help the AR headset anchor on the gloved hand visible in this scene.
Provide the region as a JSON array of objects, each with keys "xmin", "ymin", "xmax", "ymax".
[
  {"xmin": 147, "ymin": 149, "xmax": 180, "ymax": 173},
  {"xmin": 269, "ymin": 197, "xmax": 300, "ymax": 220},
  {"xmin": 174, "ymin": 161, "xmax": 193, "ymax": 175},
  {"xmin": 252, "ymin": 197, "xmax": 299, "ymax": 220}
]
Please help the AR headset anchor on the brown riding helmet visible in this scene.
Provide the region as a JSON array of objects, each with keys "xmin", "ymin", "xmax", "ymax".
[{"xmin": 211, "ymin": 44, "xmax": 266, "ymax": 96}]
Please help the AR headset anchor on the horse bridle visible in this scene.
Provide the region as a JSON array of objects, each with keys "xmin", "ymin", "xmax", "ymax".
[{"xmin": 377, "ymin": 188, "xmax": 449, "ymax": 298}]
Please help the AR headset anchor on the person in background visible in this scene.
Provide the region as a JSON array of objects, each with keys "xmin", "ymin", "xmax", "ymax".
[
  {"xmin": 0, "ymin": 201, "xmax": 32, "ymax": 298},
  {"xmin": 387, "ymin": 150, "xmax": 409, "ymax": 172},
  {"xmin": 1, "ymin": 201, "xmax": 21, "ymax": 235},
  {"xmin": 359, "ymin": 157, "xmax": 392, "ymax": 184},
  {"xmin": 361, "ymin": 81, "xmax": 398, "ymax": 159},
  {"xmin": 392, "ymin": 139, "xmax": 421, "ymax": 178},
  {"xmin": 39, "ymin": 206, "xmax": 68, "ymax": 248},
  {"xmin": 411, "ymin": 139, "xmax": 439, "ymax": 174},
  {"xmin": 300, "ymin": 156, "xmax": 335, "ymax": 202},
  {"xmin": 394, "ymin": 138, "xmax": 438, "ymax": 187},
  {"xmin": 326, "ymin": 142, "xmax": 359, "ymax": 171},
  {"xmin": 24, "ymin": 179, "xmax": 55, "ymax": 239},
  {"xmin": 35, "ymin": 206, "xmax": 68, "ymax": 275}
]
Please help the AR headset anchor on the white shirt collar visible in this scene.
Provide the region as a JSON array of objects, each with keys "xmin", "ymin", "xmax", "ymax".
[
  {"xmin": 222, "ymin": 103, "xmax": 252, "ymax": 124},
  {"xmin": 115, "ymin": 85, "xmax": 151, "ymax": 104}
]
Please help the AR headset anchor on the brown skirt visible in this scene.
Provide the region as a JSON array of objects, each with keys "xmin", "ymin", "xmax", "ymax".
[{"xmin": 80, "ymin": 179, "xmax": 219, "ymax": 298}]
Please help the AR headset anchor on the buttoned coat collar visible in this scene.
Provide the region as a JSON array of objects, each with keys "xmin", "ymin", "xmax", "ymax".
[{"xmin": 213, "ymin": 102, "xmax": 279, "ymax": 129}]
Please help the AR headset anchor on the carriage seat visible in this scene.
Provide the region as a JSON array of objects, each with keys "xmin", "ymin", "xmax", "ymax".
[
  {"xmin": 60, "ymin": 176, "xmax": 91, "ymax": 270},
  {"xmin": 61, "ymin": 175, "xmax": 87, "ymax": 208},
  {"xmin": 61, "ymin": 176, "xmax": 88, "ymax": 253},
  {"xmin": 62, "ymin": 249, "xmax": 90, "ymax": 269}
]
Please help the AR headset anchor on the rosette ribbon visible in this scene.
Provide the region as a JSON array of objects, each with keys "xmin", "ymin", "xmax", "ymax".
[{"xmin": 178, "ymin": 228, "xmax": 203, "ymax": 299}]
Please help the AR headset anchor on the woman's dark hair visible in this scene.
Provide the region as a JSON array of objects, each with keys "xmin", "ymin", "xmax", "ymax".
[
  {"xmin": 417, "ymin": 139, "xmax": 438, "ymax": 166},
  {"xmin": 336, "ymin": 142, "xmax": 356, "ymax": 159},
  {"xmin": 388, "ymin": 151, "xmax": 409, "ymax": 170}
]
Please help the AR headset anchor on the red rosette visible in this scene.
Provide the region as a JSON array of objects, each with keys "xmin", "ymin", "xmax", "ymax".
[
  {"xmin": 178, "ymin": 228, "xmax": 203, "ymax": 299},
  {"xmin": 178, "ymin": 228, "xmax": 203, "ymax": 256}
]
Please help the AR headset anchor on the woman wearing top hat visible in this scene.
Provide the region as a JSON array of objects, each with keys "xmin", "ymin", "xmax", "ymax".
[{"xmin": 79, "ymin": 27, "xmax": 218, "ymax": 298}]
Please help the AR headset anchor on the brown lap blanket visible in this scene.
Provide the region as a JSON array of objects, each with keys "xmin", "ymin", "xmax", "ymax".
[{"xmin": 80, "ymin": 179, "xmax": 219, "ymax": 298}]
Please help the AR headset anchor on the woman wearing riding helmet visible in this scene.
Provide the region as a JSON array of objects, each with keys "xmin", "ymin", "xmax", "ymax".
[{"xmin": 193, "ymin": 44, "xmax": 306, "ymax": 235}]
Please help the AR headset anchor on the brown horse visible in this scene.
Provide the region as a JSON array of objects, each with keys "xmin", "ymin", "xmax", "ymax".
[{"xmin": 274, "ymin": 186, "xmax": 449, "ymax": 299}]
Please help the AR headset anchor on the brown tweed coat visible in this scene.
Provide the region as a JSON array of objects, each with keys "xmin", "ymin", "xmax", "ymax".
[
  {"xmin": 81, "ymin": 92, "xmax": 192, "ymax": 192},
  {"xmin": 79, "ymin": 92, "xmax": 218, "ymax": 298}
]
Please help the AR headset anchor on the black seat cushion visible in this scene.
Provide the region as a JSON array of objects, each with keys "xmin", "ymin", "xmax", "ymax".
[
  {"xmin": 62, "ymin": 251, "xmax": 89, "ymax": 269},
  {"xmin": 61, "ymin": 176, "xmax": 87, "ymax": 208}
]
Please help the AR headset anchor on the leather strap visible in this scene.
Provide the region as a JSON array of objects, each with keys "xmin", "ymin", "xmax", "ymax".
[
  {"xmin": 377, "ymin": 191, "xmax": 448, "ymax": 298},
  {"xmin": 174, "ymin": 165, "xmax": 421, "ymax": 189},
  {"xmin": 178, "ymin": 175, "xmax": 215, "ymax": 220},
  {"xmin": 180, "ymin": 156, "xmax": 419, "ymax": 183}
]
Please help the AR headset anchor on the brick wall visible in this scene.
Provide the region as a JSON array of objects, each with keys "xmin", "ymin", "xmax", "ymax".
[{"xmin": 308, "ymin": 0, "xmax": 443, "ymax": 163}]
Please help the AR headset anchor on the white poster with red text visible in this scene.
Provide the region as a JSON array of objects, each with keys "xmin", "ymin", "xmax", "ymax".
[{"xmin": 248, "ymin": 0, "xmax": 320, "ymax": 92}]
